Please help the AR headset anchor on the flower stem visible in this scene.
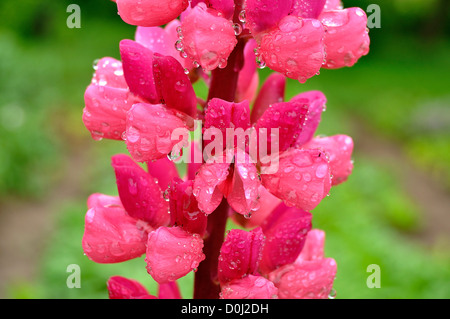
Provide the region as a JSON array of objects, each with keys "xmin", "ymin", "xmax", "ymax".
[{"xmin": 194, "ymin": 36, "xmax": 247, "ymax": 299}]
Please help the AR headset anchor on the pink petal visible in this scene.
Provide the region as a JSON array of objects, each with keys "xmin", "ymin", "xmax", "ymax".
[
  {"xmin": 255, "ymin": 99, "xmax": 309, "ymax": 154},
  {"xmin": 320, "ymin": 8, "xmax": 370, "ymax": 69},
  {"xmin": 116, "ymin": 0, "xmax": 189, "ymax": 27},
  {"xmin": 324, "ymin": 0, "xmax": 343, "ymax": 11},
  {"xmin": 168, "ymin": 178, "xmax": 207, "ymax": 236},
  {"xmin": 291, "ymin": 90, "xmax": 327, "ymax": 146},
  {"xmin": 111, "ymin": 154, "xmax": 170, "ymax": 228},
  {"xmin": 259, "ymin": 206, "xmax": 312, "ymax": 274},
  {"xmin": 158, "ymin": 282, "xmax": 182, "ymax": 299},
  {"xmin": 220, "ymin": 275, "xmax": 278, "ymax": 299},
  {"xmin": 204, "ymin": 98, "xmax": 250, "ymax": 151},
  {"xmin": 125, "ymin": 103, "xmax": 189, "ymax": 162},
  {"xmin": 231, "ymin": 185, "xmax": 282, "ymax": 229},
  {"xmin": 236, "ymin": 39, "xmax": 259, "ymax": 104},
  {"xmin": 135, "ymin": 26, "xmax": 178, "ymax": 58},
  {"xmin": 180, "ymin": 3, "xmax": 237, "ymax": 71},
  {"xmin": 164, "ymin": 20, "xmax": 195, "ymax": 70},
  {"xmin": 303, "ymin": 134, "xmax": 354, "ymax": 185},
  {"xmin": 187, "ymin": 140, "xmax": 203, "ymax": 180},
  {"xmin": 218, "ymin": 228, "xmax": 265, "ymax": 285},
  {"xmin": 92, "ymin": 57, "xmax": 127, "ymax": 89},
  {"xmin": 87, "ymin": 193, "xmax": 122, "ymax": 210},
  {"xmin": 245, "ymin": 0, "xmax": 293, "ymax": 34},
  {"xmin": 145, "ymin": 226, "xmax": 205, "ymax": 283},
  {"xmin": 119, "ymin": 39, "xmax": 160, "ymax": 103},
  {"xmin": 193, "ymin": 158, "xmax": 231, "ymax": 214},
  {"xmin": 259, "ymin": 16, "xmax": 325, "ymax": 83},
  {"xmin": 107, "ymin": 276, "xmax": 154, "ymax": 299},
  {"xmin": 147, "ymin": 157, "xmax": 179, "ymax": 191},
  {"xmin": 152, "ymin": 53, "xmax": 197, "ymax": 118},
  {"xmin": 226, "ymin": 150, "xmax": 261, "ymax": 216},
  {"xmin": 250, "ymin": 73, "xmax": 286, "ymax": 124},
  {"xmin": 82, "ymin": 205, "xmax": 148, "ymax": 263},
  {"xmin": 269, "ymin": 258, "xmax": 337, "ymax": 299},
  {"xmin": 83, "ymin": 84, "xmax": 145, "ymax": 141},
  {"xmin": 291, "ymin": 0, "xmax": 326, "ymax": 19},
  {"xmin": 261, "ymin": 148, "xmax": 332, "ymax": 211},
  {"xmin": 296, "ymin": 229, "xmax": 326, "ymax": 262}
]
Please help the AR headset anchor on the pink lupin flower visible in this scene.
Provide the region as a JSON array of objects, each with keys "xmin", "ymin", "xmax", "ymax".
[
  {"xmin": 217, "ymin": 228, "xmax": 265, "ymax": 285},
  {"xmin": 220, "ymin": 275, "xmax": 278, "ymax": 299},
  {"xmin": 268, "ymin": 229, "xmax": 337, "ymax": 299},
  {"xmin": 107, "ymin": 276, "xmax": 157, "ymax": 299},
  {"xmin": 245, "ymin": 0, "xmax": 370, "ymax": 82},
  {"xmin": 145, "ymin": 226, "xmax": 205, "ymax": 284}
]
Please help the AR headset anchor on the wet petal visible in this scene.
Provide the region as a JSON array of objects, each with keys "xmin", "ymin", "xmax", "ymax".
[
  {"xmin": 320, "ymin": 8, "xmax": 370, "ymax": 69},
  {"xmin": 83, "ymin": 84, "xmax": 145, "ymax": 141},
  {"xmin": 259, "ymin": 206, "xmax": 312, "ymax": 274},
  {"xmin": 116, "ymin": 0, "xmax": 189, "ymax": 27},
  {"xmin": 245, "ymin": 0, "xmax": 293, "ymax": 34},
  {"xmin": 87, "ymin": 193, "xmax": 122, "ymax": 210},
  {"xmin": 168, "ymin": 178, "xmax": 208, "ymax": 236},
  {"xmin": 119, "ymin": 39, "xmax": 160, "ymax": 103},
  {"xmin": 250, "ymin": 73, "xmax": 286, "ymax": 124},
  {"xmin": 145, "ymin": 226, "xmax": 205, "ymax": 284},
  {"xmin": 125, "ymin": 103, "xmax": 189, "ymax": 162},
  {"xmin": 218, "ymin": 228, "xmax": 265, "ymax": 285},
  {"xmin": 324, "ymin": 0, "xmax": 343, "ymax": 11},
  {"xmin": 158, "ymin": 281, "xmax": 182, "ymax": 299},
  {"xmin": 82, "ymin": 205, "xmax": 148, "ymax": 263},
  {"xmin": 220, "ymin": 275, "xmax": 278, "ymax": 299},
  {"xmin": 259, "ymin": 16, "xmax": 325, "ymax": 83},
  {"xmin": 92, "ymin": 57, "xmax": 127, "ymax": 89},
  {"xmin": 147, "ymin": 157, "xmax": 179, "ymax": 191},
  {"xmin": 268, "ymin": 258, "xmax": 337, "ymax": 299},
  {"xmin": 236, "ymin": 39, "xmax": 259, "ymax": 104},
  {"xmin": 295, "ymin": 229, "xmax": 326, "ymax": 262},
  {"xmin": 255, "ymin": 99, "xmax": 309, "ymax": 154},
  {"xmin": 111, "ymin": 154, "xmax": 170, "ymax": 228},
  {"xmin": 191, "ymin": 0, "xmax": 235, "ymax": 19},
  {"xmin": 180, "ymin": 3, "xmax": 237, "ymax": 71},
  {"xmin": 291, "ymin": 90, "xmax": 327, "ymax": 146},
  {"xmin": 303, "ymin": 134, "xmax": 354, "ymax": 185},
  {"xmin": 261, "ymin": 148, "xmax": 332, "ymax": 211},
  {"xmin": 107, "ymin": 276, "xmax": 155, "ymax": 299}
]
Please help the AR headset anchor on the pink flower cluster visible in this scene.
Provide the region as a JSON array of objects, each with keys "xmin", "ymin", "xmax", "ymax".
[{"xmin": 81, "ymin": 0, "xmax": 369, "ymax": 299}]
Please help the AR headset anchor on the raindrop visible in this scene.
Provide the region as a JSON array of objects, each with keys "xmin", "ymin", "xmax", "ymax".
[
  {"xmin": 328, "ymin": 288, "xmax": 337, "ymax": 299},
  {"xmin": 238, "ymin": 10, "xmax": 246, "ymax": 23},
  {"xmin": 92, "ymin": 59, "xmax": 100, "ymax": 70},
  {"xmin": 175, "ymin": 40, "xmax": 184, "ymax": 52},
  {"xmin": 233, "ymin": 23, "xmax": 242, "ymax": 36}
]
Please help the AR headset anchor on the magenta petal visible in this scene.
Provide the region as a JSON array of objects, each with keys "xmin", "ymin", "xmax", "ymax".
[
  {"xmin": 125, "ymin": 103, "xmax": 188, "ymax": 162},
  {"xmin": 291, "ymin": 90, "xmax": 327, "ymax": 146},
  {"xmin": 107, "ymin": 276, "xmax": 154, "ymax": 299},
  {"xmin": 117, "ymin": 0, "xmax": 189, "ymax": 27},
  {"xmin": 187, "ymin": 140, "xmax": 203, "ymax": 181},
  {"xmin": 180, "ymin": 3, "xmax": 237, "ymax": 71},
  {"xmin": 145, "ymin": 226, "xmax": 205, "ymax": 284},
  {"xmin": 111, "ymin": 154, "xmax": 170, "ymax": 228},
  {"xmin": 296, "ymin": 229, "xmax": 326, "ymax": 262},
  {"xmin": 250, "ymin": 73, "xmax": 286, "ymax": 124},
  {"xmin": 269, "ymin": 258, "xmax": 337, "ymax": 299},
  {"xmin": 168, "ymin": 178, "xmax": 207, "ymax": 236},
  {"xmin": 191, "ymin": 0, "xmax": 235, "ymax": 19},
  {"xmin": 135, "ymin": 26, "xmax": 179, "ymax": 59},
  {"xmin": 218, "ymin": 228, "xmax": 265, "ymax": 285},
  {"xmin": 119, "ymin": 40, "xmax": 160, "ymax": 103},
  {"xmin": 193, "ymin": 159, "xmax": 231, "ymax": 214},
  {"xmin": 291, "ymin": 0, "xmax": 326, "ymax": 19},
  {"xmin": 320, "ymin": 8, "xmax": 370, "ymax": 69},
  {"xmin": 255, "ymin": 99, "xmax": 309, "ymax": 154},
  {"xmin": 158, "ymin": 282, "xmax": 182, "ymax": 299},
  {"xmin": 204, "ymin": 98, "xmax": 250, "ymax": 151},
  {"xmin": 226, "ymin": 150, "xmax": 261, "ymax": 215},
  {"xmin": 259, "ymin": 16, "xmax": 325, "ymax": 82},
  {"xmin": 246, "ymin": 0, "xmax": 293, "ymax": 34},
  {"xmin": 83, "ymin": 84, "xmax": 145, "ymax": 141},
  {"xmin": 82, "ymin": 205, "xmax": 148, "ymax": 263},
  {"xmin": 324, "ymin": 0, "xmax": 343, "ymax": 11},
  {"xmin": 152, "ymin": 53, "xmax": 197, "ymax": 118},
  {"xmin": 92, "ymin": 57, "xmax": 127, "ymax": 89},
  {"xmin": 147, "ymin": 157, "xmax": 179, "ymax": 191},
  {"xmin": 236, "ymin": 39, "xmax": 259, "ymax": 104},
  {"xmin": 261, "ymin": 148, "xmax": 332, "ymax": 210},
  {"xmin": 220, "ymin": 275, "xmax": 278, "ymax": 299},
  {"xmin": 259, "ymin": 207, "xmax": 312, "ymax": 274},
  {"xmin": 303, "ymin": 134, "xmax": 354, "ymax": 185}
]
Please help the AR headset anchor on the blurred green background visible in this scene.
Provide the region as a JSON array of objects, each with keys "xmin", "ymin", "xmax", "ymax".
[{"xmin": 0, "ymin": 0, "xmax": 449, "ymax": 299}]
